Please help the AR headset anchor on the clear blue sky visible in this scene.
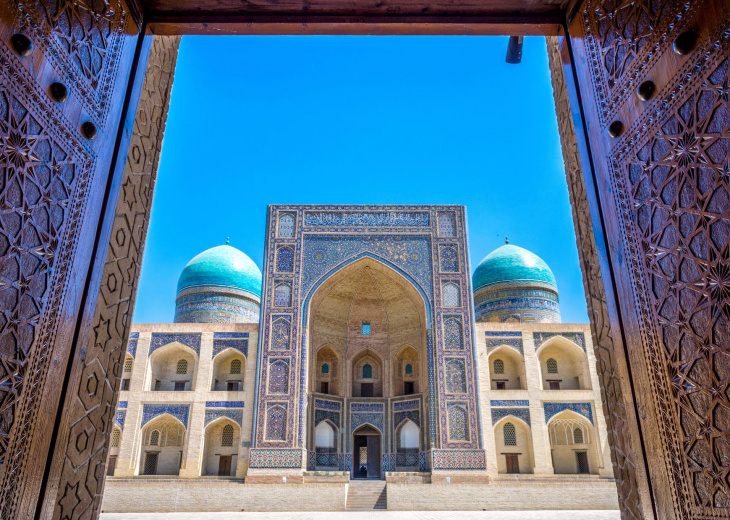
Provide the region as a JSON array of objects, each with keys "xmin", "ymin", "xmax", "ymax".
[{"xmin": 133, "ymin": 35, "xmax": 589, "ymax": 324}]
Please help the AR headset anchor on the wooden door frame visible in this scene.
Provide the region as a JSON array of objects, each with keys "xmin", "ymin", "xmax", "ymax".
[{"xmin": 6, "ymin": 0, "xmax": 703, "ymax": 516}]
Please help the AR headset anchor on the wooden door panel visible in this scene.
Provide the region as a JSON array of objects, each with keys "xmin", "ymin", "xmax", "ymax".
[
  {"xmin": 569, "ymin": 0, "xmax": 730, "ymax": 517},
  {"xmin": 0, "ymin": 1, "xmax": 141, "ymax": 518}
]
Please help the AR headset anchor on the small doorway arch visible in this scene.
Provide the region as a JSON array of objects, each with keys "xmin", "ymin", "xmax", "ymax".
[{"xmin": 352, "ymin": 424, "xmax": 381, "ymax": 479}]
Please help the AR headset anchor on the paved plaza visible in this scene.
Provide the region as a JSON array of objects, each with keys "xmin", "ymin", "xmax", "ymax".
[{"xmin": 101, "ymin": 511, "xmax": 620, "ymax": 519}]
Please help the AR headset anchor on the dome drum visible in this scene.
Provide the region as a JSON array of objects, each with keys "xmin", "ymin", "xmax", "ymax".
[{"xmin": 175, "ymin": 286, "xmax": 261, "ymax": 324}]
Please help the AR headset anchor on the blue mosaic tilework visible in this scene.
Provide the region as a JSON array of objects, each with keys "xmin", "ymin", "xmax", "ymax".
[
  {"xmin": 338, "ymin": 454, "xmax": 352, "ymax": 471},
  {"xmin": 214, "ymin": 332, "xmax": 250, "ymax": 339},
  {"xmin": 127, "ymin": 339, "xmax": 137, "ymax": 358},
  {"xmin": 314, "ymin": 399, "xmax": 341, "ymax": 411},
  {"xmin": 492, "ymin": 408, "xmax": 531, "ymax": 426},
  {"xmin": 544, "ymin": 402, "xmax": 593, "ymax": 423},
  {"xmin": 271, "ymin": 316, "xmax": 291, "ymax": 350},
  {"xmin": 316, "ymin": 453, "xmax": 339, "ymax": 467},
  {"xmin": 266, "ymin": 405, "xmax": 287, "ymax": 440},
  {"xmin": 394, "ymin": 409, "xmax": 420, "ymax": 427},
  {"xmin": 205, "ymin": 409, "xmax": 243, "ymax": 426},
  {"xmin": 431, "ymin": 449, "xmax": 486, "ymax": 470},
  {"xmin": 447, "ymin": 404, "xmax": 469, "ymax": 441},
  {"xmin": 115, "ymin": 410, "xmax": 126, "ymax": 429},
  {"xmin": 419, "ymin": 452, "xmax": 427, "ymax": 471},
  {"xmin": 439, "ymin": 245, "xmax": 459, "ymax": 272},
  {"xmin": 486, "ymin": 338, "xmax": 523, "ymax": 354},
  {"xmin": 206, "ymin": 401, "xmax": 245, "ymax": 408},
  {"xmin": 534, "ymin": 332, "xmax": 586, "ymax": 351},
  {"xmin": 117, "ymin": 401, "xmax": 128, "ymax": 409},
  {"xmin": 129, "ymin": 332, "xmax": 139, "ymax": 339},
  {"xmin": 304, "ymin": 211, "xmax": 430, "ymax": 227},
  {"xmin": 382, "ymin": 453, "xmax": 397, "ymax": 471},
  {"xmin": 491, "ymin": 400, "xmax": 529, "ymax": 407},
  {"xmin": 485, "ymin": 331, "xmax": 522, "ymax": 337},
  {"xmin": 351, "ymin": 413, "xmax": 384, "ymax": 432},
  {"xmin": 249, "ymin": 449, "xmax": 302, "ymax": 469},
  {"xmin": 141, "ymin": 404, "xmax": 189, "ymax": 428},
  {"xmin": 274, "ymin": 282, "xmax": 292, "ymax": 307},
  {"xmin": 397, "ymin": 453, "xmax": 419, "ymax": 467},
  {"xmin": 213, "ymin": 338, "xmax": 248, "ymax": 358},
  {"xmin": 393, "ymin": 399, "xmax": 420, "ymax": 411},
  {"xmin": 314, "ymin": 409, "xmax": 340, "ymax": 426},
  {"xmin": 301, "ymin": 235, "xmax": 433, "ymax": 302},
  {"xmin": 149, "ymin": 333, "xmax": 201, "ymax": 356},
  {"xmin": 175, "ymin": 293, "xmax": 260, "ymax": 324},
  {"xmin": 445, "ymin": 358, "xmax": 467, "ymax": 394},
  {"xmin": 307, "ymin": 451, "xmax": 316, "ymax": 470},
  {"xmin": 443, "ymin": 316, "xmax": 464, "ymax": 350},
  {"xmin": 351, "ymin": 402, "xmax": 384, "ymax": 412},
  {"xmin": 278, "ymin": 213, "xmax": 296, "ymax": 237},
  {"xmin": 276, "ymin": 246, "xmax": 295, "ymax": 272},
  {"xmin": 268, "ymin": 360, "xmax": 289, "ymax": 394}
]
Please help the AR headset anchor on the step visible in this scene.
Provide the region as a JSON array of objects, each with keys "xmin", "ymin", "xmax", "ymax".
[{"xmin": 346, "ymin": 481, "xmax": 387, "ymax": 511}]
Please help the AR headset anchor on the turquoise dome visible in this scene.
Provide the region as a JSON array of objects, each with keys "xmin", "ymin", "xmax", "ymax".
[
  {"xmin": 177, "ymin": 245, "xmax": 262, "ymax": 297},
  {"xmin": 473, "ymin": 244, "xmax": 557, "ymax": 291}
]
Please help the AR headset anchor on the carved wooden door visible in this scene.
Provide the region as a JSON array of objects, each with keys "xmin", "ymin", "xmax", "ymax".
[
  {"xmin": 0, "ymin": 1, "xmax": 145, "ymax": 518},
  {"xmin": 569, "ymin": 0, "xmax": 730, "ymax": 517}
]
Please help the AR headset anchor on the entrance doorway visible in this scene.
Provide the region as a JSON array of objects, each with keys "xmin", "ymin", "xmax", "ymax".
[{"xmin": 352, "ymin": 425, "xmax": 381, "ymax": 479}]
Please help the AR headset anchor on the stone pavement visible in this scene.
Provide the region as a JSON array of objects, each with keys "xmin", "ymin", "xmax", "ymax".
[{"xmin": 101, "ymin": 511, "xmax": 620, "ymax": 519}]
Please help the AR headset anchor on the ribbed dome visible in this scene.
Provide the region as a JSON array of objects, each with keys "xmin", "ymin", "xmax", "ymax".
[
  {"xmin": 473, "ymin": 244, "xmax": 557, "ymax": 291},
  {"xmin": 177, "ymin": 245, "xmax": 262, "ymax": 297}
]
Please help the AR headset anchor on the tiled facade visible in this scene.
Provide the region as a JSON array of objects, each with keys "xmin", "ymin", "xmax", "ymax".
[{"xmin": 105, "ymin": 205, "xmax": 616, "ymax": 511}]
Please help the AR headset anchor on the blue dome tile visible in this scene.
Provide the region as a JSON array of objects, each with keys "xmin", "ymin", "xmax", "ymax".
[
  {"xmin": 177, "ymin": 245, "xmax": 262, "ymax": 297},
  {"xmin": 472, "ymin": 244, "xmax": 557, "ymax": 291}
]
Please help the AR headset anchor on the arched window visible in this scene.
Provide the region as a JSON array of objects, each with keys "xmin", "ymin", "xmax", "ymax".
[
  {"xmin": 278, "ymin": 213, "xmax": 295, "ymax": 237},
  {"xmin": 321, "ymin": 363, "xmax": 329, "ymax": 374},
  {"xmin": 315, "ymin": 421, "xmax": 336, "ymax": 448},
  {"xmin": 547, "ymin": 358, "xmax": 558, "ymax": 374},
  {"xmin": 176, "ymin": 359, "xmax": 188, "ymax": 374},
  {"xmin": 442, "ymin": 283, "xmax": 460, "ymax": 307},
  {"xmin": 405, "ymin": 363, "xmax": 413, "ymax": 375},
  {"xmin": 123, "ymin": 358, "xmax": 133, "ymax": 372},
  {"xmin": 438, "ymin": 212, "xmax": 456, "ymax": 236},
  {"xmin": 230, "ymin": 359, "xmax": 241, "ymax": 374},
  {"xmin": 362, "ymin": 363, "xmax": 373, "ymax": 379},
  {"xmin": 445, "ymin": 359, "xmax": 466, "ymax": 394},
  {"xmin": 222, "ymin": 424, "xmax": 234, "ymax": 447},
  {"xmin": 573, "ymin": 427, "xmax": 584, "ymax": 444},
  {"xmin": 504, "ymin": 422, "xmax": 517, "ymax": 446},
  {"xmin": 111, "ymin": 428, "xmax": 121, "ymax": 447},
  {"xmin": 150, "ymin": 430, "xmax": 160, "ymax": 446},
  {"xmin": 399, "ymin": 421, "xmax": 420, "ymax": 449},
  {"xmin": 274, "ymin": 283, "xmax": 292, "ymax": 307},
  {"xmin": 493, "ymin": 359, "xmax": 505, "ymax": 374}
]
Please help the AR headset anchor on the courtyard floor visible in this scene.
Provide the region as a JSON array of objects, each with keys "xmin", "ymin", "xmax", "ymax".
[{"xmin": 101, "ymin": 512, "xmax": 620, "ymax": 519}]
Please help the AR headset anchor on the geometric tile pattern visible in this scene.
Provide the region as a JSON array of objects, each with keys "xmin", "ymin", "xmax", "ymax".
[
  {"xmin": 205, "ymin": 409, "xmax": 243, "ymax": 427},
  {"xmin": 149, "ymin": 333, "xmax": 201, "ymax": 356},
  {"xmin": 484, "ymin": 331, "xmax": 522, "ymax": 337},
  {"xmin": 533, "ymin": 332, "xmax": 586, "ymax": 351},
  {"xmin": 351, "ymin": 413, "xmax": 384, "ymax": 433},
  {"xmin": 486, "ymin": 338, "xmax": 523, "ymax": 354},
  {"xmin": 492, "ymin": 407, "xmax": 531, "ymax": 426},
  {"xmin": 304, "ymin": 210, "xmax": 430, "ymax": 228},
  {"xmin": 206, "ymin": 401, "xmax": 245, "ymax": 408},
  {"xmin": 543, "ymin": 402, "xmax": 593, "ymax": 424},
  {"xmin": 394, "ymin": 409, "xmax": 420, "ymax": 427},
  {"xmin": 491, "ymin": 400, "xmax": 529, "ymax": 407},
  {"xmin": 447, "ymin": 404, "xmax": 469, "ymax": 441},
  {"xmin": 141, "ymin": 404, "xmax": 190, "ymax": 428},
  {"xmin": 431, "ymin": 449, "xmax": 486, "ymax": 470},
  {"xmin": 115, "ymin": 411, "xmax": 126, "ymax": 430},
  {"xmin": 266, "ymin": 405, "xmax": 287, "ymax": 440},
  {"xmin": 213, "ymin": 332, "xmax": 250, "ymax": 339},
  {"xmin": 127, "ymin": 338, "xmax": 138, "ymax": 358},
  {"xmin": 393, "ymin": 399, "xmax": 420, "ymax": 411},
  {"xmin": 117, "ymin": 401, "xmax": 128, "ymax": 409},
  {"xmin": 212, "ymin": 338, "xmax": 248, "ymax": 358},
  {"xmin": 443, "ymin": 316, "xmax": 464, "ymax": 350},
  {"xmin": 249, "ymin": 449, "xmax": 302, "ymax": 469}
]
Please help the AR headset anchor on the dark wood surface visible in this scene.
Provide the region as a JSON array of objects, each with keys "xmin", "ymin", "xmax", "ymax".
[
  {"xmin": 568, "ymin": 0, "xmax": 730, "ymax": 517},
  {"xmin": 0, "ymin": 1, "xmax": 142, "ymax": 518}
]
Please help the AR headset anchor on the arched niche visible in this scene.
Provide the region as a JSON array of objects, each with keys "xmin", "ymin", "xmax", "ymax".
[
  {"xmin": 314, "ymin": 344, "xmax": 340, "ymax": 396},
  {"xmin": 201, "ymin": 418, "xmax": 240, "ymax": 476},
  {"xmin": 147, "ymin": 342, "xmax": 197, "ymax": 392},
  {"xmin": 493, "ymin": 416, "xmax": 534, "ymax": 474},
  {"xmin": 351, "ymin": 349, "xmax": 383, "ymax": 397},
  {"xmin": 139, "ymin": 414, "xmax": 186, "ymax": 476},
  {"xmin": 548, "ymin": 410, "xmax": 598, "ymax": 475},
  {"xmin": 314, "ymin": 420, "xmax": 338, "ymax": 469},
  {"xmin": 211, "ymin": 348, "xmax": 245, "ymax": 391},
  {"xmin": 488, "ymin": 345, "xmax": 526, "ymax": 390},
  {"xmin": 395, "ymin": 419, "xmax": 420, "ymax": 469},
  {"xmin": 107, "ymin": 426, "xmax": 122, "ymax": 476},
  {"xmin": 393, "ymin": 345, "xmax": 420, "ymax": 396},
  {"xmin": 306, "ymin": 256, "xmax": 428, "ymax": 400},
  {"xmin": 537, "ymin": 337, "xmax": 591, "ymax": 390}
]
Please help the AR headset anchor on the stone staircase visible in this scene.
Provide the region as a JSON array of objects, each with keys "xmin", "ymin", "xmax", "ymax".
[{"xmin": 346, "ymin": 480, "xmax": 387, "ymax": 510}]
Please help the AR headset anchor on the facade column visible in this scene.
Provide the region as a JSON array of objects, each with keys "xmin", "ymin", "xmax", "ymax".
[{"xmin": 523, "ymin": 333, "xmax": 553, "ymax": 475}]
